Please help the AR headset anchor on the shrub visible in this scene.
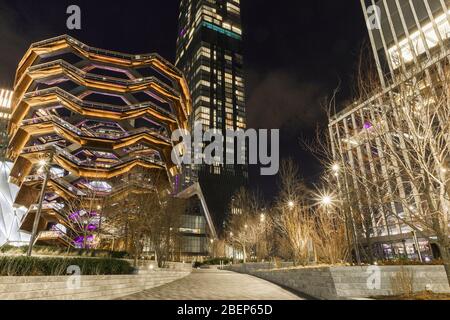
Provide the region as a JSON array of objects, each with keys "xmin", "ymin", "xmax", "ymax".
[
  {"xmin": 204, "ymin": 257, "xmax": 233, "ymax": 265},
  {"xmin": 0, "ymin": 256, "xmax": 134, "ymax": 276},
  {"xmin": 378, "ymin": 259, "xmax": 443, "ymax": 266},
  {"xmin": 0, "ymin": 245, "xmax": 128, "ymax": 259}
]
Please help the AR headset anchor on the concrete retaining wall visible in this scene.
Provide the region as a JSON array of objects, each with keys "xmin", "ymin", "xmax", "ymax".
[
  {"xmin": 126, "ymin": 260, "xmax": 192, "ymax": 272},
  {"xmin": 0, "ymin": 270, "xmax": 190, "ymax": 300},
  {"xmin": 227, "ymin": 264, "xmax": 450, "ymax": 300}
]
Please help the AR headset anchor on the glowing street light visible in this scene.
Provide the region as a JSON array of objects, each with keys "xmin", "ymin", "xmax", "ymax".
[
  {"xmin": 260, "ymin": 213, "xmax": 266, "ymax": 223},
  {"xmin": 288, "ymin": 200, "xmax": 295, "ymax": 209},
  {"xmin": 331, "ymin": 163, "xmax": 340, "ymax": 173},
  {"xmin": 321, "ymin": 195, "xmax": 333, "ymax": 206}
]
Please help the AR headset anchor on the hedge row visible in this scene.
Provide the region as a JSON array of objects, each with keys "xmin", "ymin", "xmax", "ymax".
[
  {"xmin": 0, "ymin": 256, "xmax": 134, "ymax": 276},
  {"xmin": 0, "ymin": 245, "xmax": 128, "ymax": 259},
  {"xmin": 378, "ymin": 259, "xmax": 444, "ymax": 266}
]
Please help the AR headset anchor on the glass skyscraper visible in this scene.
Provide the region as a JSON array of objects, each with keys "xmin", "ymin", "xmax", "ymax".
[
  {"xmin": 176, "ymin": 0, "xmax": 248, "ymax": 232},
  {"xmin": 0, "ymin": 89, "xmax": 13, "ymax": 156}
]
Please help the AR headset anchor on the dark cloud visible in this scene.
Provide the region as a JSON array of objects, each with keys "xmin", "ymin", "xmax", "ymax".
[
  {"xmin": 246, "ymin": 70, "xmax": 325, "ymax": 130},
  {"xmin": 0, "ymin": 1, "xmax": 52, "ymax": 87}
]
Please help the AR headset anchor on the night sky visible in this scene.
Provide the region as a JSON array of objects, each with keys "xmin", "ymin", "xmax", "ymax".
[{"xmin": 0, "ymin": 0, "xmax": 368, "ymax": 200}]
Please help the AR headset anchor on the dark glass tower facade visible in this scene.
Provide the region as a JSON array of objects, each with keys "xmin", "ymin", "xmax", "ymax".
[{"xmin": 176, "ymin": 0, "xmax": 247, "ymax": 233}]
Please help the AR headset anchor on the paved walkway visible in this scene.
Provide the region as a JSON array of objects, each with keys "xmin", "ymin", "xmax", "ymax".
[{"xmin": 120, "ymin": 269, "xmax": 303, "ymax": 300}]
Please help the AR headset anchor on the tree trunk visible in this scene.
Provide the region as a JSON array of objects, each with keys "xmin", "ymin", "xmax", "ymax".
[
  {"xmin": 133, "ymin": 244, "xmax": 139, "ymax": 268},
  {"xmin": 134, "ymin": 253, "xmax": 138, "ymax": 268},
  {"xmin": 366, "ymin": 233, "xmax": 375, "ymax": 264},
  {"xmin": 438, "ymin": 243, "xmax": 450, "ymax": 286},
  {"xmin": 242, "ymin": 245, "xmax": 247, "ymax": 264},
  {"xmin": 133, "ymin": 236, "xmax": 140, "ymax": 268}
]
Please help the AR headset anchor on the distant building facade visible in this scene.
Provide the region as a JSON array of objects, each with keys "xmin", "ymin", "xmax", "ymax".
[
  {"xmin": 176, "ymin": 0, "xmax": 248, "ymax": 234},
  {"xmin": 329, "ymin": 0, "xmax": 449, "ymax": 260}
]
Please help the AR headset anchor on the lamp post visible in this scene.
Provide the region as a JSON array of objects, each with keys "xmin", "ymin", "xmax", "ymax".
[
  {"xmin": 412, "ymin": 230, "xmax": 423, "ymax": 263},
  {"xmin": 229, "ymin": 232, "xmax": 235, "ymax": 263},
  {"xmin": 27, "ymin": 153, "xmax": 53, "ymax": 257},
  {"xmin": 260, "ymin": 212, "xmax": 267, "ymax": 261},
  {"xmin": 287, "ymin": 200, "xmax": 295, "ymax": 209}
]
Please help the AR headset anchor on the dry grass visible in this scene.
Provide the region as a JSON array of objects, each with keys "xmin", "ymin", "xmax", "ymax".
[
  {"xmin": 390, "ymin": 267, "xmax": 414, "ymax": 296},
  {"xmin": 374, "ymin": 291, "xmax": 450, "ymax": 300}
]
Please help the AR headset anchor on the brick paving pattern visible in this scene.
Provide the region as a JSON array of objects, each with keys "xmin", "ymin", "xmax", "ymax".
[{"xmin": 120, "ymin": 269, "xmax": 303, "ymax": 300}]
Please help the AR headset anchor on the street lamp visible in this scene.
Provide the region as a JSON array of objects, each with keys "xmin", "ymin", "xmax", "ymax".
[
  {"xmin": 288, "ymin": 200, "xmax": 295, "ymax": 209},
  {"xmin": 321, "ymin": 195, "xmax": 333, "ymax": 206},
  {"xmin": 331, "ymin": 163, "xmax": 340, "ymax": 173},
  {"xmin": 27, "ymin": 153, "xmax": 54, "ymax": 257}
]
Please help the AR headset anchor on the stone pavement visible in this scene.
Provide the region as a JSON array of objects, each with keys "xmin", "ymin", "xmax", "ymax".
[{"xmin": 119, "ymin": 269, "xmax": 304, "ymax": 300}]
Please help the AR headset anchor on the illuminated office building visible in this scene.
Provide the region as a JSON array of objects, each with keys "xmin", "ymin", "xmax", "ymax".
[
  {"xmin": 329, "ymin": 0, "xmax": 449, "ymax": 260},
  {"xmin": 0, "ymin": 88, "xmax": 29, "ymax": 246},
  {"xmin": 0, "ymin": 89, "xmax": 13, "ymax": 154},
  {"xmin": 176, "ymin": 0, "xmax": 247, "ymax": 233},
  {"xmin": 7, "ymin": 35, "xmax": 214, "ymax": 254}
]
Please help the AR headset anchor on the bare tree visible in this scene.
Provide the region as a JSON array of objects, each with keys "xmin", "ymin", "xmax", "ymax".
[
  {"xmin": 313, "ymin": 203, "xmax": 349, "ymax": 265},
  {"xmin": 272, "ymin": 159, "xmax": 316, "ymax": 266},
  {"xmin": 64, "ymin": 181, "xmax": 104, "ymax": 250},
  {"xmin": 104, "ymin": 171, "xmax": 185, "ymax": 267},
  {"xmin": 326, "ymin": 52, "xmax": 450, "ymax": 283},
  {"xmin": 370, "ymin": 66, "xmax": 450, "ymax": 283},
  {"xmin": 227, "ymin": 187, "xmax": 265, "ymax": 263}
]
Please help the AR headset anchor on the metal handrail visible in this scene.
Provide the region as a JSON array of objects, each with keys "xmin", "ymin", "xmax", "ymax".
[
  {"xmin": 23, "ymin": 87, "xmax": 175, "ymax": 119},
  {"xmin": 21, "ymin": 115, "xmax": 171, "ymax": 143},
  {"xmin": 29, "ymin": 35, "xmax": 183, "ymax": 76},
  {"xmin": 21, "ymin": 143, "xmax": 167, "ymax": 169},
  {"xmin": 27, "ymin": 59, "xmax": 180, "ymax": 98}
]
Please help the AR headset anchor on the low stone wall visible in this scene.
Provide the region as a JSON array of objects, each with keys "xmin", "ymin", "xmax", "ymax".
[
  {"xmin": 228, "ymin": 262, "xmax": 294, "ymax": 273},
  {"xmin": 227, "ymin": 264, "xmax": 450, "ymax": 300},
  {"xmin": 126, "ymin": 260, "xmax": 192, "ymax": 272},
  {"xmin": 0, "ymin": 270, "xmax": 190, "ymax": 300}
]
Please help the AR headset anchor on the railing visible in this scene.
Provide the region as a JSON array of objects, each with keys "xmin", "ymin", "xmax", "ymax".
[
  {"xmin": 21, "ymin": 115, "xmax": 171, "ymax": 143},
  {"xmin": 37, "ymin": 228, "xmax": 74, "ymax": 247},
  {"xmin": 24, "ymin": 87, "xmax": 175, "ymax": 119},
  {"xmin": 21, "ymin": 141, "xmax": 167, "ymax": 169},
  {"xmin": 30, "ymin": 35, "xmax": 183, "ymax": 75},
  {"xmin": 27, "ymin": 59, "xmax": 180, "ymax": 98},
  {"xmin": 24, "ymin": 173, "xmax": 86, "ymax": 197},
  {"xmin": 29, "ymin": 202, "xmax": 65, "ymax": 213}
]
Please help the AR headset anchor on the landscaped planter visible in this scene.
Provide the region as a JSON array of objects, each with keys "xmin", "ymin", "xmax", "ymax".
[
  {"xmin": 227, "ymin": 264, "xmax": 450, "ymax": 300},
  {"xmin": 0, "ymin": 270, "xmax": 191, "ymax": 300}
]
